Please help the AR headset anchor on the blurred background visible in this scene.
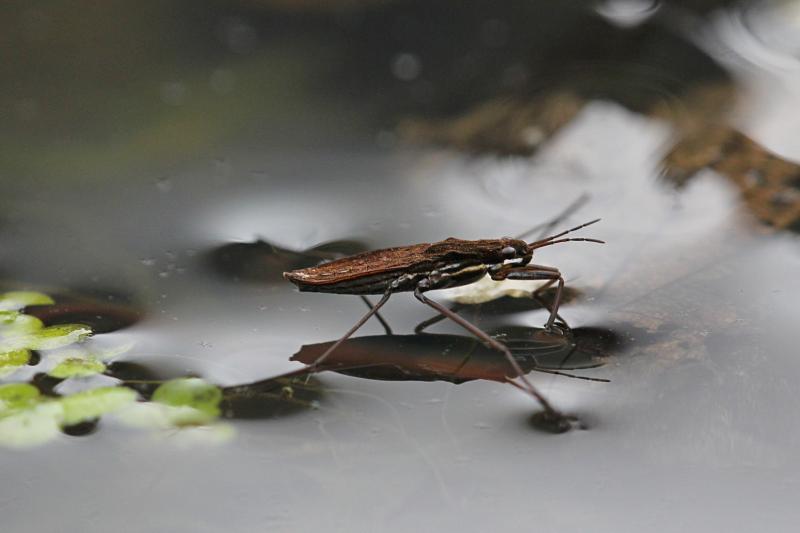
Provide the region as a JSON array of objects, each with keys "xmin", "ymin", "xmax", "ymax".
[{"xmin": 2, "ymin": 1, "xmax": 800, "ymax": 532}]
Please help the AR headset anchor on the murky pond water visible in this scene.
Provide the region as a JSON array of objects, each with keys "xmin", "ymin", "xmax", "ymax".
[{"xmin": 2, "ymin": 1, "xmax": 800, "ymax": 532}]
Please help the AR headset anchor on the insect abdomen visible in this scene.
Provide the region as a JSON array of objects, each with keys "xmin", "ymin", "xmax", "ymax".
[{"xmin": 286, "ymin": 270, "xmax": 413, "ymax": 295}]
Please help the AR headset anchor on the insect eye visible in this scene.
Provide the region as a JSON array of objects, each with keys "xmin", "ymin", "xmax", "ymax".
[{"xmin": 501, "ymin": 246, "xmax": 517, "ymax": 259}]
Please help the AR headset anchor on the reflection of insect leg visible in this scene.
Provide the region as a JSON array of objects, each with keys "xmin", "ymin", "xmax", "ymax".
[
  {"xmin": 306, "ymin": 291, "xmax": 392, "ymax": 370},
  {"xmin": 414, "ymin": 286, "xmax": 562, "ymax": 417},
  {"xmin": 413, "ymin": 302, "xmax": 464, "ymax": 334},
  {"xmin": 491, "ymin": 265, "xmax": 564, "ymax": 330},
  {"xmin": 360, "ymin": 295, "xmax": 393, "ymax": 335}
]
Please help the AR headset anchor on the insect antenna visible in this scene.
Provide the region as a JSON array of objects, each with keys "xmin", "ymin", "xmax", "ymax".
[
  {"xmin": 527, "ymin": 218, "xmax": 604, "ymax": 252},
  {"xmin": 514, "ymin": 193, "xmax": 590, "ymax": 241},
  {"xmin": 531, "ymin": 367, "xmax": 610, "ymax": 382}
]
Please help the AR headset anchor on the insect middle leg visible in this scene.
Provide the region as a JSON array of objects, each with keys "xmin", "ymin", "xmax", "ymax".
[
  {"xmin": 413, "ymin": 286, "xmax": 563, "ymax": 419},
  {"xmin": 285, "ymin": 290, "xmax": 393, "ymax": 377},
  {"xmin": 360, "ymin": 295, "xmax": 393, "ymax": 335},
  {"xmin": 490, "ymin": 264, "xmax": 565, "ymax": 331}
]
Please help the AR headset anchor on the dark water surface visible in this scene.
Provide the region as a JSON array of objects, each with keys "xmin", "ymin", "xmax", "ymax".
[{"xmin": 2, "ymin": 1, "xmax": 800, "ymax": 532}]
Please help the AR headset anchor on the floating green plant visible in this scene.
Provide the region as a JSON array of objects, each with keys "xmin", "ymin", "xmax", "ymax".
[
  {"xmin": 15, "ymin": 324, "xmax": 93, "ymax": 351},
  {"xmin": 0, "ymin": 292, "xmax": 93, "ymax": 378},
  {"xmin": 0, "ymin": 385, "xmax": 138, "ymax": 448},
  {"xmin": 0, "ymin": 291, "xmax": 55, "ymax": 311},
  {"xmin": 0, "ymin": 311, "xmax": 44, "ymax": 333},
  {"xmin": 0, "ymin": 401, "xmax": 64, "ymax": 448},
  {"xmin": 48, "ymin": 357, "xmax": 107, "ymax": 379},
  {"xmin": 0, "ymin": 289, "xmax": 314, "ymax": 448},
  {"xmin": 151, "ymin": 378, "xmax": 223, "ymax": 426},
  {"xmin": 0, "ymin": 349, "xmax": 31, "ymax": 377},
  {"xmin": 60, "ymin": 387, "xmax": 138, "ymax": 426},
  {"xmin": 0, "ymin": 383, "xmax": 40, "ymax": 412}
]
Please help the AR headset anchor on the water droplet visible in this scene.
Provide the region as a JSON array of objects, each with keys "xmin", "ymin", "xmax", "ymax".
[
  {"xmin": 155, "ymin": 177, "xmax": 173, "ymax": 193},
  {"xmin": 391, "ymin": 53, "xmax": 421, "ymax": 81},
  {"xmin": 423, "ymin": 206, "xmax": 441, "ymax": 218},
  {"xmin": 376, "ymin": 130, "xmax": 397, "ymax": 149},
  {"xmin": 480, "ymin": 19, "xmax": 509, "ymax": 48},
  {"xmin": 210, "ymin": 69, "xmax": 236, "ymax": 94},
  {"xmin": 217, "ymin": 17, "xmax": 258, "ymax": 54},
  {"xmin": 14, "ymin": 98, "xmax": 39, "ymax": 121},
  {"xmin": 595, "ymin": 0, "xmax": 660, "ymax": 27},
  {"xmin": 20, "ymin": 8, "xmax": 50, "ymax": 43},
  {"xmin": 160, "ymin": 82, "xmax": 187, "ymax": 106},
  {"xmin": 141, "ymin": 258, "xmax": 156, "ymax": 267}
]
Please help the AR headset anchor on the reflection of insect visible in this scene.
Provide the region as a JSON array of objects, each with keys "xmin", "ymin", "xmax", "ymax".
[{"xmin": 283, "ymin": 220, "xmax": 603, "ymax": 427}]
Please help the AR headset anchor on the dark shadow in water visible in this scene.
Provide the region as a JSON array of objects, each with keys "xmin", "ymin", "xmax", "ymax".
[
  {"xmin": 106, "ymin": 361, "xmax": 168, "ymax": 398},
  {"xmin": 205, "ymin": 239, "xmax": 368, "ymax": 282},
  {"xmin": 25, "ymin": 288, "xmax": 142, "ymax": 333},
  {"xmin": 30, "ymin": 373, "xmax": 64, "ymax": 397},
  {"xmin": 107, "ymin": 360, "xmax": 324, "ymax": 421},
  {"xmin": 336, "ymin": 0, "xmax": 732, "ymax": 124},
  {"xmin": 62, "ymin": 419, "xmax": 100, "ymax": 437},
  {"xmin": 221, "ymin": 376, "xmax": 324, "ymax": 420}
]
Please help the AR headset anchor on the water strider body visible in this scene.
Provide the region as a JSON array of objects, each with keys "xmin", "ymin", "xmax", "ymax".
[{"xmin": 283, "ymin": 219, "xmax": 603, "ymax": 429}]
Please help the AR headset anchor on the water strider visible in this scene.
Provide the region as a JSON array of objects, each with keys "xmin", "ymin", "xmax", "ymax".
[{"xmin": 280, "ymin": 218, "xmax": 603, "ymax": 429}]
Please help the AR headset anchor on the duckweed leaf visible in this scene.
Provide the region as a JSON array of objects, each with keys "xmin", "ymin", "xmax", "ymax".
[
  {"xmin": 0, "ymin": 291, "xmax": 55, "ymax": 311},
  {"xmin": 0, "ymin": 401, "xmax": 63, "ymax": 448},
  {"xmin": 49, "ymin": 357, "xmax": 107, "ymax": 379},
  {"xmin": 0, "ymin": 311, "xmax": 44, "ymax": 334},
  {"xmin": 0, "ymin": 383, "xmax": 40, "ymax": 413},
  {"xmin": 152, "ymin": 378, "xmax": 222, "ymax": 425},
  {"xmin": 60, "ymin": 386, "xmax": 138, "ymax": 426},
  {"xmin": 116, "ymin": 403, "xmax": 235, "ymax": 442},
  {"xmin": 0, "ymin": 349, "xmax": 31, "ymax": 377},
  {"xmin": 47, "ymin": 341, "xmax": 132, "ymax": 365},
  {"xmin": 23, "ymin": 324, "xmax": 92, "ymax": 351}
]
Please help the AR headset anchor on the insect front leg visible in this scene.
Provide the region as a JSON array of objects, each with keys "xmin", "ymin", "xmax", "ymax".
[
  {"xmin": 413, "ymin": 283, "xmax": 566, "ymax": 421},
  {"xmin": 270, "ymin": 289, "xmax": 393, "ymax": 384},
  {"xmin": 490, "ymin": 264, "xmax": 565, "ymax": 331}
]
